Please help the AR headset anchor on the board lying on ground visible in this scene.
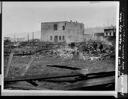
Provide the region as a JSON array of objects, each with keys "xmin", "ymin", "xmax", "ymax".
[
  {"xmin": 5, "ymin": 76, "xmax": 115, "ymax": 90},
  {"xmin": 4, "ymin": 70, "xmax": 115, "ymax": 90}
]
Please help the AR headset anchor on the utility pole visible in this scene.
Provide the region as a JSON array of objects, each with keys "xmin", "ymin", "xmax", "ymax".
[
  {"xmin": 28, "ymin": 33, "xmax": 29, "ymax": 42},
  {"xmin": 14, "ymin": 33, "xmax": 16, "ymax": 43},
  {"xmin": 32, "ymin": 32, "xmax": 34, "ymax": 40},
  {"xmin": 32, "ymin": 32, "xmax": 34, "ymax": 45}
]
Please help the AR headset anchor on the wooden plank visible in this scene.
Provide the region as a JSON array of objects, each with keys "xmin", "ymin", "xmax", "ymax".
[
  {"xmin": 5, "ymin": 52, "xmax": 14, "ymax": 77},
  {"xmin": 4, "ymin": 72, "xmax": 81, "ymax": 82},
  {"xmin": 21, "ymin": 56, "xmax": 36, "ymax": 76},
  {"xmin": 42, "ymin": 71, "xmax": 115, "ymax": 82},
  {"xmin": 47, "ymin": 65, "xmax": 81, "ymax": 70},
  {"xmin": 5, "ymin": 76, "xmax": 115, "ymax": 90},
  {"xmin": 59, "ymin": 76, "xmax": 115, "ymax": 90},
  {"xmin": 5, "ymin": 81, "xmax": 47, "ymax": 90},
  {"xmin": 4, "ymin": 71, "xmax": 115, "ymax": 82}
]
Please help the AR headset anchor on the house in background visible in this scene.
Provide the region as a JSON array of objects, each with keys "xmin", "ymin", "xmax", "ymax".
[
  {"xmin": 104, "ymin": 26, "xmax": 116, "ymax": 46},
  {"xmin": 104, "ymin": 26, "xmax": 116, "ymax": 37}
]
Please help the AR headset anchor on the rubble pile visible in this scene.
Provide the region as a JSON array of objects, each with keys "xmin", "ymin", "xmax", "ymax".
[
  {"xmin": 6, "ymin": 40, "xmax": 115, "ymax": 62},
  {"xmin": 44, "ymin": 41, "xmax": 115, "ymax": 61}
]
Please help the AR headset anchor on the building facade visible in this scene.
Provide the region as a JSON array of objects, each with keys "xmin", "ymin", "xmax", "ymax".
[
  {"xmin": 41, "ymin": 21, "xmax": 84, "ymax": 44},
  {"xmin": 104, "ymin": 26, "xmax": 116, "ymax": 47},
  {"xmin": 104, "ymin": 26, "xmax": 116, "ymax": 37}
]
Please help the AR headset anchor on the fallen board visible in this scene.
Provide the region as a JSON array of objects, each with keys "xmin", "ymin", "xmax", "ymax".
[
  {"xmin": 63, "ymin": 76, "xmax": 115, "ymax": 90},
  {"xmin": 4, "ymin": 75, "xmax": 115, "ymax": 90},
  {"xmin": 4, "ymin": 79, "xmax": 49, "ymax": 90},
  {"xmin": 4, "ymin": 71, "xmax": 115, "ymax": 82},
  {"xmin": 42, "ymin": 71, "xmax": 115, "ymax": 82},
  {"xmin": 47, "ymin": 65, "xmax": 81, "ymax": 70},
  {"xmin": 4, "ymin": 72, "xmax": 81, "ymax": 82}
]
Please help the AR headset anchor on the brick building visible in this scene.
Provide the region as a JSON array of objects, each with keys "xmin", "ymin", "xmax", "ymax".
[{"xmin": 41, "ymin": 21, "xmax": 84, "ymax": 44}]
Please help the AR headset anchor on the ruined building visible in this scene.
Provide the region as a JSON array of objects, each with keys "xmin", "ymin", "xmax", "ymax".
[
  {"xmin": 104, "ymin": 26, "xmax": 116, "ymax": 47},
  {"xmin": 41, "ymin": 21, "xmax": 84, "ymax": 43}
]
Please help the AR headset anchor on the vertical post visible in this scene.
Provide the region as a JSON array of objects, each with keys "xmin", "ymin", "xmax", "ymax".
[
  {"xmin": 32, "ymin": 32, "xmax": 34, "ymax": 46},
  {"xmin": 14, "ymin": 33, "xmax": 15, "ymax": 43},
  {"xmin": 32, "ymin": 32, "xmax": 34, "ymax": 40},
  {"xmin": 5, "ymin": 52, "xmax": 14, "ymax": 77},
  {"xmin": 28, "ymin": 33, "xmax": 29, "ymax": 42}
]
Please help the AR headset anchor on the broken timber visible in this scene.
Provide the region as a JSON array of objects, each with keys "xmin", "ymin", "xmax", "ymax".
[
  {"xmin": 4, "ymin": 71, "xmax": 115, "ymax": 83},
  {"xmin": 4, "ymin": 71, "xmax": 115, "ymax": 90}
]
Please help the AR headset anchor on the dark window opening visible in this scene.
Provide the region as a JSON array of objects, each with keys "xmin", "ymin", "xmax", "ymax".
[
  {"xmin": 54, "ymin": 36, "xmax": 58, "ymax": 42},
  {"xmin": 62, "ymin": 26, "xmax": 65, "ymax": 30},
  {"xmin": 54, "ymin": 24, "xmax": 57, "ymax": 30},
  {"xmin": 50, "ymin": 36, "xmax": 52, "ymax": 40},
  {"xmin": 62, "ymin": 36, "xmax": 65, "ymax": 40},
  {"xmin": 59, "ymin": 36, "xmax": 61, "ymax": 40}
]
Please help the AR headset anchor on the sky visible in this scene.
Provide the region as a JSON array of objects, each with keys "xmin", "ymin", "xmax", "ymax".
[{"xmin": 2, "ymin": 2, "xmax": 119, "ymax": 39}]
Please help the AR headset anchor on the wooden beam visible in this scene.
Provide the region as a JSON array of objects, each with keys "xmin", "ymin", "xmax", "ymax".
[
  {"xmin": 5, "ymin": 52, "xmax": 14, "ymax": 77},
  {"xmin": 21, "ymin": 56, "xmax": 36, "ymax": 76},
  {"xmin": 47, "ymin": 65, "xmax": 81, "ymax": 70},
  {"xmin": 5, "ymin": 81, "xmax": 47, "ymax": 90},
  {"xmin": 4, "ymin": 71, "xmax": 115, "ymax": 82},
  {"xmin": 5, "ymin": 72, "xmax": 81, "ymax": 82},
  {"xmin": 59, "ymin": 76, "xmax": 115, "ymax": 90},
  {"xmin": 5, "ymin": 76, "xmax": 115, "ymax": 90}
]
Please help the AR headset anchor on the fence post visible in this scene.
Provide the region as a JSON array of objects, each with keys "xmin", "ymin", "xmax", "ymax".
[{"xmin": 5, "ymin": 52, "xmax": 14, "ymax": 77}]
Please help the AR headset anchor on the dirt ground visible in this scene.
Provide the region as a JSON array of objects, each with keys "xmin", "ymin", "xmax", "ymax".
[
  {"xmin": 4, "ymin": 54, "xmax": 115, "ymax": 90},
  {"xmin": 4, "ymin": 54, "xmax": 115, "ymax": 77}
]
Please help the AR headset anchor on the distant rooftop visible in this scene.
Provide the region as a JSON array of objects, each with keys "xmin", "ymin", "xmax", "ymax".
[
  {"xmin": 104, "ymin": 26, "xmax": 116, "ymax": 29},
  {"xmin": 42, "ymin": 20, "xmax": 83, "ymax": 24},
  {"xmin": 84, "ymin": 26, "xmax": 116, "ymax": 34}
]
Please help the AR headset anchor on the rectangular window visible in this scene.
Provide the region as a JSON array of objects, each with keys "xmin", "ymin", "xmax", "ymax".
[
  {"xmin": 54, "ymin": 36, "xmax": 58, "ymax": 42},
  {"xmin": 59, "ymin": 36, "xmax": 61, "ymax": 40},
  {"xmin": 54, "ymin": 24, "xmax": 57, "ymax": 30},
  {"xmin": 50, "ymin": 36, "xmax": 52, "ymax": 40},
  {"xmin": 62, "ymin": 36, "xmax": 65, "ymax": 40},
  {"xmin": 62, "ymin": 26, "xmax": 65, "ymax": 30}
]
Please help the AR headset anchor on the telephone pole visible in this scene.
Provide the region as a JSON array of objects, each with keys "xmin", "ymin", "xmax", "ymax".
[
  {"xmin": 28, "ymin": 33, "xmax": 29, "ymax": 42},
  {"xmin": 32, "ymin": 32, "xmax": 34, "ymax": 40}
]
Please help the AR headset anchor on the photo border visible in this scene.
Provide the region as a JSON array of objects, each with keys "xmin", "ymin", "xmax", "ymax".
[{"xmin": 0, "ymin": 1, "xmax": 122, "ymax": 97}]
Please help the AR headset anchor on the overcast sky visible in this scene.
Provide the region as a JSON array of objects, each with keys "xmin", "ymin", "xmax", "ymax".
[{"xmin": 2, "ymin": 2, "xmax": 119, "ymax": 39}]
